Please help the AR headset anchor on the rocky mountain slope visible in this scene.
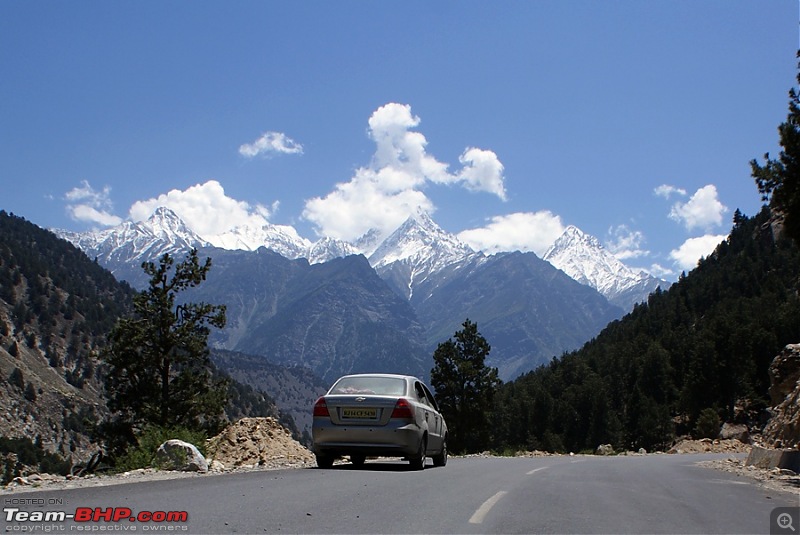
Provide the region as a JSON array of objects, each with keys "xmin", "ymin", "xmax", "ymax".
[
  {"xmin": 414, "ymin": 251, "xmax": 622, "ymax": 379},
  {"xmin": 0, "ymin": 211, "xmax": 134, "ymax": 459},
  {"xmin": 0, "ymin": 211, "xmax": 318, "ymax": 468},
  {"xmin": 211, "ymin": 349, "xmax": 328, "ymax": 440},
  {"xmin": 762, "ymin": 344, "xmax": 800, "ymax": 449},
  {"xmin": 186, "ymin": 248, "xmax": 430, "ymax": 383}
]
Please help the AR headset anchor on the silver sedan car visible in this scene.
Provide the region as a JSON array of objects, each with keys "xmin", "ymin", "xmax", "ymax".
[{"xmin": 312, "ymin": 373, "xmax": 448, "ymax": 470}]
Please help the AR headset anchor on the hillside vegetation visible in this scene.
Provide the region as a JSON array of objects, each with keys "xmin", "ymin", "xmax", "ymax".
[
  {"xmin": 0, "ymin": 211, "xmax": 302, "ymax": 481},
  {"xmin": 491, "ymin": 207, "xmax": 800, "ymax": 453},
  {"xmin": 0, "ymin": 210, "xmax": 133, "ymax": 457}
]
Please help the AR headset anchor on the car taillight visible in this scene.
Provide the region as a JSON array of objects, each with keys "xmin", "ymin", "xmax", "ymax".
[
  {"xmin": 313, "ymin": 397, "xmax": 330, "ymax": 417},
  {"xmin": 391, "ymin": 398, "xmax": 414, "ymax": 420}
]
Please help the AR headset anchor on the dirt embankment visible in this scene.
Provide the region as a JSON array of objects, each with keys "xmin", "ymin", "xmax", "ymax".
[
  {"xmin": 205, "ymin": 417, "xmax": 315, "ymax": 470},
  {"xmin": 2, "ymin": 417, "xmax": 315, "ymax": 493},
  {"xmin": 667, "ymin": 438, "xmax": 752, "ymax": 454}
]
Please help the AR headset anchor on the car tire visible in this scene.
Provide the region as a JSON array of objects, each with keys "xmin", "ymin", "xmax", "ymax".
[
  {"xmin": 432, "ymin": 437, "xmax": 447, "ymax": 467},
  {"xmin": 409, "ymin": 437, "xmax": 426, "ymax": 471},
  {"xmin": 350, "ymin": 454, "xmax": 366, "ymax": 467},
  {"xmin": 316, "ymin": 454, "xmax": 334, "ymax": 469}
]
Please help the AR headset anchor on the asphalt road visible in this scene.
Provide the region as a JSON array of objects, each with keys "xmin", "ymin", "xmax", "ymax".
[{"xmin": 3, "ymin": 454, "xmax": 798, "ymax": 534}]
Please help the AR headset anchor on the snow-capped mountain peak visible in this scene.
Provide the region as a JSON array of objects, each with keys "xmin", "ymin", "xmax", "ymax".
[
  {"xmin": 368, "ymin": 212, "xmax": 478, "ymax": 299},
  {"xmin": 55, "ymin": 206, "xmax": 362, "ymax": 271},
  {"xmin": 369, "ymin": 212, "xmax": 475, "ymax": 270},
  {"xmin": 207, "ymin": 222, "xmax": 312, "ymax": 259},
  {"xmin": 53, "ymin": 207, "xmax": 208, "ymax": 276},
  {"xmin": 544, "ymin": 226, "xmax": 626, "ymax": 292},
  {"xmin": 142, "ymin": 207, "xmax": 209, "ymax": 246},
  {"xmin": 543, "ymin": 225, "xmax": 668, "ymax": 310},
  {"xmin": 53, "ymin": 205, "xmax": 667, "ymax": 310}
]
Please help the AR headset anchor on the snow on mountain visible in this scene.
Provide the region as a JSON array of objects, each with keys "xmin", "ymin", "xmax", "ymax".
[
  {"xmin": 55, "ymin": 207, "xmax": 360, "ymax": 268},
  {"xmin": 207, "ymin": 223, "xmax": 363, "ymax": 265},
  {"xmin": 368, "ymin": 212, "xmax": 478, "ymax": 299},
  {"xmin": 306, "ymin": 237, "xmax": 360, "ymax": 264},
  {"xmin": 370, "ymin": 212, "xmax": 476, "ymax": 269},
  {"xmin": 145, "ymin": 207, "xmax": 209, "ymax": 247},
  {"xmin": 543, "ymin": 225, "xmax": 669, "ymax": 310},
  {"xmin": 54, "ymin": 207, "xmax": 209, "ymax": 266},
  {"xmin": 352, "ymin": 228, "xmax": 384, "ymax": 258},
  {"xmin": 208, "ymin": 223, "xmax": 312, "ymax": 260},
  {"xmin": 53, "ymin": 206, "xmax": 667, "ymax": 311}
]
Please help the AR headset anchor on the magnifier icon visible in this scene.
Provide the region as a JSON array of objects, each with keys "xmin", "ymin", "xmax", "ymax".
[{"xmin": 778, "ymin": 512, "xmax": 796, "ymax": 532}]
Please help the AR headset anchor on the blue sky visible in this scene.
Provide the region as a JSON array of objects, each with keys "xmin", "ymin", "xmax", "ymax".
[{"xmin": 1, "ymin": 1, "xmax": 797, "ymax": 280}]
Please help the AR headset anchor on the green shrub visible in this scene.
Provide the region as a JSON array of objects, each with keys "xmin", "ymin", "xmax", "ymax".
[
  {"xmin": 694, "ymin": 408, "xmax": 721, "ymax": 440},
  {"xmin": 114, "ymin": 426, "xmax": 207, "ymax": 472},
  {"xmin": 0, "ymin": 436, "xmax": 70, "ymax": 484},
  {"xmin": 8, "ymin": 367, "xmax": 23, "ymax": 389}
]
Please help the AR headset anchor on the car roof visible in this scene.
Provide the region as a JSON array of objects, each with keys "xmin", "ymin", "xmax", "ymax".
[{"xmin": 334, "ymin": 373, "xmax": 421, "ymax": 382}]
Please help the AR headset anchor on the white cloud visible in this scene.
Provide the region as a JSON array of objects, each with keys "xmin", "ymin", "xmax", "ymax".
[
  {"xmin": 669, "ymin": 234, "xmax": 727, "ymax": 271},
  {"xmin": 302, "ymin": 103, "xmax": 505, "ymax": 241},
  {"xmin": 458, "ymin": 211, "xmax": 564, "ymax": 256},
  {"xmin": 68, "ymin": 204, "xmax": 123, "ymax": 227},
  {"xmin": 64, "ymin": 180, "xmax": 123, "ymax": 227},
  {"xmin": 129, "ymin": 180, "xmax": 274, "ymax": 237},
  {"xmin": 458, "ymin": 148, "xmax": 506, "ymax": 200},
  {"xmin": 605, "ymin": 225, "xmax": 649, "ymax": 260},
  {"xmin": 654, "ymin": 184, "xmax": 687, "ymax": 199},
  {"xmin": 239, "ymin": 131, "xmax": 304, "ymax": 158},
  {"xmin": 668, "ymin": 184, "xmax": 728, "ymax": 231},
  {"xmin": 303, "ymin": 168, "xmax": 434, "ymax": 241}
]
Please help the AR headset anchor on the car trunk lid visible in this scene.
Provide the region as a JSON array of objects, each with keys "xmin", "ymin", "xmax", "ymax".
[{"xmin": 323, "ymin": 395, "xmax": 399, "ymax": 426}]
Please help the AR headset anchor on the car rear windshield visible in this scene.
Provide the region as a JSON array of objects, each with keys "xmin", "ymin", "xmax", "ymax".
[{"xmin": 329, "ymin": 376, "xmax": 407, "ymax": 396}]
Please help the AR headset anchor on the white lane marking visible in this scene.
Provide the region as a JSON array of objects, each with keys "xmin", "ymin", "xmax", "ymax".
[
  {"xmin": 710, "ymin": 479, "xmax": 750, "ymax": 485},
  {"xmin": 469, "ymin": 491, "xmax": 508, "ymax": 524},
  {"xmin": 526, "ymin": 466, "xmax": 548, "ymax": 475}
]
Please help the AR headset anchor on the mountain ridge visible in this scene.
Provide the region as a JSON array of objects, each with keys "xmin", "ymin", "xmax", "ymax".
[
  {"xmin": 52, "ymin": 207, "xmax": 662, "ymax": 380},
  {"xmin": 54, "ymin": 207, "xmax": 663, "ymax": 308}
]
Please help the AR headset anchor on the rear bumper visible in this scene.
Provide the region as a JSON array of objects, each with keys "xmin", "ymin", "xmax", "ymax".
[{"xmin": 312, "ymin": 419, "xmax": 422, "ymax": 457}]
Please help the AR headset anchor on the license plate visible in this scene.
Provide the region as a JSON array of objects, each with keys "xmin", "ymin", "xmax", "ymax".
[{"xmin": 342, "ymin": 407, "xmax": 377, "ymax": 419}]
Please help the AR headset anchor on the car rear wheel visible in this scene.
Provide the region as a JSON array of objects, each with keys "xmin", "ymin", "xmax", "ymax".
[
  {"xmin": 316, "ymin": 454, "xmax": 334, "ymax": 469},
  {"xmin": 409, "ymin": 437, "xmax": 426, "ymax": 470},
  {"xmin": 432, "ymin": 437, "xmax": 447, "ymax": 467}
]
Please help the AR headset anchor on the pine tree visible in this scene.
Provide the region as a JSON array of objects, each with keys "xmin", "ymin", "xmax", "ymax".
[
  {"xmin": 752, "ymin": 51, "xmax": 800, "ymax": 247},
  {"xmin": 103, "ymin": 250, "xmax": 228, "ymax": 441},
  {"xmin": 430, "ymin": 319, "xmax": 501, "ymax": 453},
  {"xmin": 8, "ymin": 367, "xmax": 24, "ymax": 390},
  {"xmin": 23, "ymin": 382, "xmax": 37, "ymax": 402}
]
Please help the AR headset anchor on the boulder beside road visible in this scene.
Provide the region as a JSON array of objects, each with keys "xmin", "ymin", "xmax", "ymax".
[{"xmin": 155, "ymin": 439, "xmax": 209, "ymax": 473}]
